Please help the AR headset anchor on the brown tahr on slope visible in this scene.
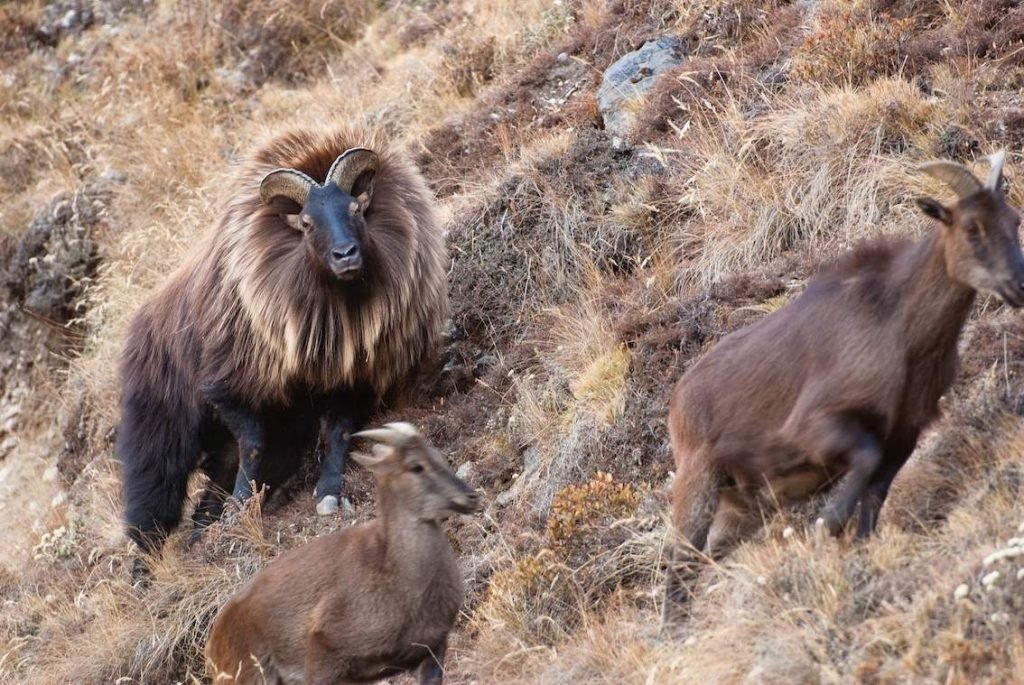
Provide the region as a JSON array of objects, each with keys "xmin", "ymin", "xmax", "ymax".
[
  {"xmin": 664, "ymin": 152, "xmax": 1024, "ymax": 616},
  {"xmin": 117, "ymin": 128, "xmax": 448, "ymax": 553},
  {"xmin": 206, "ymin": 423, "xmax": 480, "ymax": 685}
]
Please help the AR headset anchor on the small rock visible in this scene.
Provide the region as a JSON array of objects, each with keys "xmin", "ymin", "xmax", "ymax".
[
  {"xmin": 51, "ymin": 491, "xmax": 67, "ymax": 509},
  {"xmin": 0, "ymin": 436, "xmax": 17, "ymax": 456},
  {"xmin": 953, "ymin": 583, "xmax": 969, "ymax": 600},
  {"xmin": 213, "ymin": 67, "xmax": 248, "ymax": 94},
  {"xmin": 456, "ymin": 461, "xmax": 476, "ymax": 481},
  {"xmin": 556, "ymin": 52, "xmax": 569, "ymax": 63},
  {"xmin": 495, "ymin": 487, "xmax": 516, "ymax": 507},
  {"xmin": 782, "ymin": 526, "xmax": 795, "ymax": 540},
  {"xmin": 982, "ymin": 571, "xmax": 1001, "ymax": 589},
  {"xmin": 756, "ymin": 575, "xmax": 767, "ymax": 586},
  {"xmin": 100, "ymin": 167, "xmax": 127, "ymax": 184},
  {"xmin": 597, "ymin": 36, "xmax": 686, "ymax": 138},
  {"xmin": 42, "ymin": 465, "xmax": 60, "ymax": 482},
  {"xmin": 611, "ymin": 135, "xmax": 625, "ymax": 150}
]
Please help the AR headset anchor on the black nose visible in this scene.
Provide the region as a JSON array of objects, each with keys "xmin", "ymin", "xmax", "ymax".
[
  {"xmin": 331, "ymin": 242, "xmax": 360, "ymax": 262},
  {"xmin": 328, "ymin": 242, "xmax": 362, "ymax": 276}
]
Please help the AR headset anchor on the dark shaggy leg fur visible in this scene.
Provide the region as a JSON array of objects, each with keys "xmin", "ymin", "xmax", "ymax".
[{"xmin": 118, "ymin": 390, "xmax": 202, "ymax": 552}]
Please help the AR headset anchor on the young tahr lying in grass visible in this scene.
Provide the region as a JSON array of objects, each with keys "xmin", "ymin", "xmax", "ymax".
[{"xmin": 205, "ymin": 423, "xmax": 480, "ymax": 685}]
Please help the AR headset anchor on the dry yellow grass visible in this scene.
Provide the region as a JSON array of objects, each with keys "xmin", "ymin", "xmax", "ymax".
[{"xmin": 2, "ymin": 0, "xmax": 1024, "ymax": 683}]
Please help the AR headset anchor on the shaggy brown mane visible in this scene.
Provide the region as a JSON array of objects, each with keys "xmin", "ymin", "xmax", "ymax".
[{"xmin": 206, "ymin": 128, "xmax": 447, "ymax": 404}]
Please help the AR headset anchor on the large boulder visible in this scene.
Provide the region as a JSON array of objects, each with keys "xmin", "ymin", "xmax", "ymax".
[{"xmin": 597, "ymin": 36, "xmax": 686, "ymax": 140}]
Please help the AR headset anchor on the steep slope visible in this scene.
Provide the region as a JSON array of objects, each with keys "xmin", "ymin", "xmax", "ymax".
[{"xmin": 2, "ymin": 1, "xmax": 1024, "ymax": 683}]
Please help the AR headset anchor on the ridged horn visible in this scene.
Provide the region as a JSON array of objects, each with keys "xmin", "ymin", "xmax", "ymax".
[
  {"xmin": 327, "ymin": 148, "xmax": 379, "ymax": 194},
  {"xmin": 382, "ymin": 422, "xmax": 419, "ymax": 437},
  {"xmin": 353, "ymin": 426, "xmax": 410, "ymax": 446},
  {"xmin": 350, "ymin": 450, "xmax": 389, "ymax": 470},
  {"xmin": 917, "ymin": 160, "xmax": 983, "ymax": 200},
  {"xmin": 987, "ymin": 150, "xmax": 1007, "ymax": 192},
  {"xmin": 259, "ymin": 168, "xmax": 316, "ymax": 206}
]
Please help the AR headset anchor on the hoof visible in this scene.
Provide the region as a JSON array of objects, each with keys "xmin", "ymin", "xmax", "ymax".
[
  {"xmin": 316, "ymin": 495, "xmax": 339, "ymax": 516},
  {"xmin": 316, "ymin": 495, "xmax": 353, "ymax": 516}
]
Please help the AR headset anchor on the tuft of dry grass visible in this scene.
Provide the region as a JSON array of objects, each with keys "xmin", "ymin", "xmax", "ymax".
[
  {"xmin": 5, "ymin": 0, "xmax": 1024, "ymax": 683},
  {"xmin": 660, "ymin": 75, "xmax": 984, "ymax": 286}
]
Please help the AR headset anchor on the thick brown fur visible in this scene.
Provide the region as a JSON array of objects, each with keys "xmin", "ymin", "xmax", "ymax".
[
  {"xmin": 118, "ymin": 128, "xmax": 448, "ymax": 549},
  {"xmin": 205, "ymin": 426, "xmax": 479, "ymax": 685},
  {"xmin": 663, "ymin": 165, "xmax": 1024, "ymax": 617}
]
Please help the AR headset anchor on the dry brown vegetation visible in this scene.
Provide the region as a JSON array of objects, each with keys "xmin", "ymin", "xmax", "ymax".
[{"xmin": 2, "ymin": 0, "xmax": 1024, "ymax": 683}]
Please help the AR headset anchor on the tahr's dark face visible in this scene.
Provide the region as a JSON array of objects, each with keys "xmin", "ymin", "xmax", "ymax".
[{"xmin": 299, "ymin": 183, "xmax": 367, "ymax": 281}]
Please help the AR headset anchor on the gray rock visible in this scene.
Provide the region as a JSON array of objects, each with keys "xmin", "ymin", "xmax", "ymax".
[
  {"xmin": 36, "ymin": 1, "xmax": 95, "ymax": 46},
  {"xmin": 456, "ymin": 461, "xmax": 475, "ymax": 482},
  {"xmin": 597, "ymin": 36, "xmax": 685, "ymax": 139},
  {"xmin": 100, "ymin": 167, "xmax": 127, "ymax": 184}
]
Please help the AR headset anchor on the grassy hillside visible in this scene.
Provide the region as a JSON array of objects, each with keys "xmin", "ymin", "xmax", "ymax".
[{"xmin": 2, "ymin": 0, "xmax": 1024, "ymax": 682}]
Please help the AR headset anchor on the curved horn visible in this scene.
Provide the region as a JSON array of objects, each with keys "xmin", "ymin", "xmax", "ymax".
[
  {"xmin": 918, "ymin": 161, "xmax": 984, "ymax": 200},
  {"xmin": 986, "ymin": 150, "xmax": 1007, "ymax": 192},
  {"xmin": 383, "ymin": 422, "xmax": 419, "ymax": 437},
  {"xmin": 353, "ymin": 426, "xmax": 406, "ymax": 446},
  {"xmin": 350, "ymin": 449, "xmax": 390, "ymax": 471},
  {"xmin": 259, "ymin": 168, "xmax": 316, "ymax": 206},
  {"xmin": 327, "ymin": 148, "xmax": 379, "ymax": 193}
]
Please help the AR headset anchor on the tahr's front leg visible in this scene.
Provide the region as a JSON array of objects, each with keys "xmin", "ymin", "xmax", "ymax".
[
  {"xmin": 314, "ymin": 414, "xmax": 355, "ymax": 515},
  {"xmin": 203, "ymin": 384, "xmax": 266, "ymax": 502},
  {"xmin": 314, "ymin": 387, "xmax": 375, "ymax": 515}
]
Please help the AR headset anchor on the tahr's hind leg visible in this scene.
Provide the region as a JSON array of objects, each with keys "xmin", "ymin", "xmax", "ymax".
[
  {"xmin": 663, "ymin": 466, "xmax": 718, "ymax": 623},
  {"xmin": 789, "ymin": 413, "xmax": 882, "ymax": 535},
  {"xmin": 119, "ymin": 395, "xmax": 201, "ymax": 554},
  {"xmin": 417, "ymin": 635, "xmax": 448, "ymax": 685},
  {"xmin": 705, "ymin": 490, "xmax": 760, "ymax": 559}
]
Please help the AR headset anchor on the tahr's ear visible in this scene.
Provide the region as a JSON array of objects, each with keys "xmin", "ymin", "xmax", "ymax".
[
  {"xmin": 916, "ymin": 197, "xmax": 953, "ymax": 226},
  {"xmin": 268, "ymin": 196, "xmax": 302, "ymax": 217},
  {"xmin": 351, "ymin": 169, "xmax": 376, "ymax": 212}
]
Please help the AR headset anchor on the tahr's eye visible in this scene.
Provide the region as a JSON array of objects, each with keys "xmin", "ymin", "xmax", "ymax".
[
  {"xmin": 301, "ymin": 214, "xmax": 313, "ymax": 229},
  {"xmin": 409, "ymin": 463, "xmax": 425, "ymax": 474}
]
